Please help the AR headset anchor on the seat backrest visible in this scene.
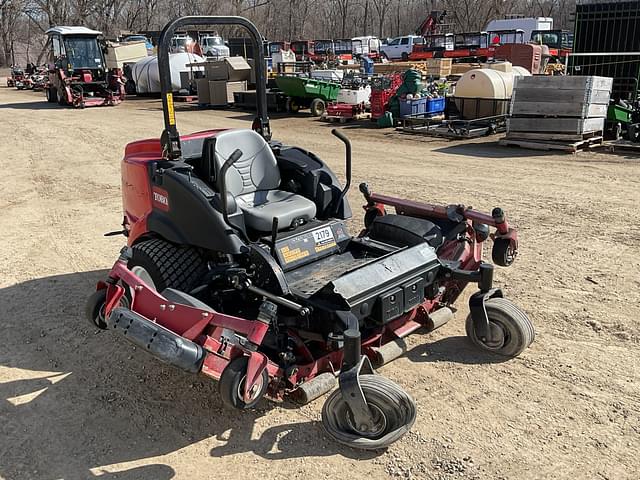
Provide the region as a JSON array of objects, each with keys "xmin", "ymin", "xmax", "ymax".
[{"xmin": 211, "ymin": 129, "xmax": 280, "ymax": 197}]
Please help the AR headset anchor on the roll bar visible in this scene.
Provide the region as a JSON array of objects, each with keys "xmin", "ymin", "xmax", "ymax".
[{"xmin": 157, "ymin": 16, "xmax": 271, "ymax": 159}]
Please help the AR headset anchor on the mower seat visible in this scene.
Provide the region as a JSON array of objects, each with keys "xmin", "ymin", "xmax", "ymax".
[{"xmin": 209, "ymin": 130, "xmax": 317, "ymax": 231}]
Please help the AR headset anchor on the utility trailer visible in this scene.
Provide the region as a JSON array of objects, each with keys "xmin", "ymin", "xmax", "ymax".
[{"xmin": 568, "ymin": 0, "xmax": 640, "ymax": 140}]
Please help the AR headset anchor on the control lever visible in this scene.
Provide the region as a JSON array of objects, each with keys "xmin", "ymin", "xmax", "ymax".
[
  {"xmin": 219, "ymin": 149, "xmax": 247, "ymax": 240},
  {"xmin": 331, "ymin": 129, "xmax": 352, "ymax": 215}
]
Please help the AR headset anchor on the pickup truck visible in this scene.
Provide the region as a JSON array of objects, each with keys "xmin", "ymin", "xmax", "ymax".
[{"xmin": 380, "ymin": 35, "xmax": 424, "ymax": 60}]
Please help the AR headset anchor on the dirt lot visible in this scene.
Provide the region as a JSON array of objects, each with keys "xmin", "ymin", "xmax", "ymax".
[{"xmin": 0, "ymin": 83, "xmax": 639, "ymax": 480}]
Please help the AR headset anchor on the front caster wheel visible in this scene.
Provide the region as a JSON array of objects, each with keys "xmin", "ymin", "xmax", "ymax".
[
  {"xmin": 465, "ymin": 298, "xmax": 535, "ymax": 357},
  {"xmin": 321, "ymin": 375, "xmax": 416, "ymax": 450},
  {"xmin": 85, "ymin": 288, "xmax": 130, "ymax": 329},
  {"xmin": 85, "ymin": 289, "xmax": 108, "ymax": 329},
  {"xmin": 218, "ymin": 356, "xmax": 268, "ymax": 409},
  {"xmin": 492, "ymin": 237, "xmax": 516, "ymax": 266}
]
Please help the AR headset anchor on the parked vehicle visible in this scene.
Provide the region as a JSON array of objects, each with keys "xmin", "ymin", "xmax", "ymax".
[
  {"xmin": 333, "ymin": 38, "xmax": 354, "ymax": 62},
  {"xmin": 267, "ymin": 41, "xmax": 290, "ymax": 56},
  {"xmin": 171, "ymin": 34, "xmax": 200, "ymax": 55},
  {"xmin": 530, "ymin": 29, "xmax": 573, "ymax": 61},
  {"xmin": 45, "ymin": 26, "xmax": 125, "ymax": 107},
  {"xmin": 6, "ymin": 65, "xmax": 25, "ymax": 88},
  {"xmin": 290, "ymin": 40, "xmax": 314, "ymax": 61},
  {"xmin": 485, "ymin": 17, "xmax": 553, "ymax": 43},
  {"xmin": 380, "ymin": 35, "xmax": 424, "ymax": 61},
  {"xmin": 489, "ymin": 29, "xmax": 525, "ymax": 45},
  {"xmin": 352, "ymin": 36, "xmax": 381, "ymax": 59},
  {"xmin": 199, "ymin": 34, "xmax": 229, "ymax": 59},
  {"xmin": 123, "ymin": 34, "xmax": 154, "ymax": 54},
  {"xmin": 87, "ymin": 14, "xmax": 533, "ymax": 452}
]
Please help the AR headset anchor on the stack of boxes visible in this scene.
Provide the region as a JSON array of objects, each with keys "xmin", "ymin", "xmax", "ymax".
[{"xmin": 197, "ymin": 57, "xmax": 251, "ymax": 106}]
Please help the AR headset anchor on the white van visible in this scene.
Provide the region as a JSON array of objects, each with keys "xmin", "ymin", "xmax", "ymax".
[{"xmin": 379, "ymin": 35, "xmax": 424, "ymax": 60}]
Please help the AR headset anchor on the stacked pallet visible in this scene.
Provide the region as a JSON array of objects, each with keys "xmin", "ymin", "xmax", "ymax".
[
  {"xmin": 450, "ymin": 63, "xmax": 482, "ymax": 75},
  {"xmin": 374, "ymin": 58, "xmax": 452, "ymax": 77},
  {"xmin": 500, "ymin": 76, "xmax": 613, "ymax": 152}
]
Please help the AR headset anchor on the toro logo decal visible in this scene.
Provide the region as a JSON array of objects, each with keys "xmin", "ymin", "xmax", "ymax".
[{"xmin": 152, "ymin": 187, "xmax": 170, "ymax": 211}]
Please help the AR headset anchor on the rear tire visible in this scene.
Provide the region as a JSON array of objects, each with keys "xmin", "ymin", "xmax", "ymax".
[
  {"xmin": 46, "ymin": 87, "xmax": 57, "ymax": 103},
  {"xmin": 321, "ymin": 375, "xmax": 416, "ymax": 450},
  {"xmin": 465, "ymin": 298, "xmax": 534, "ymax": 357},
  {"xmin": 310, "ymin": 98, "xmax": 326, "ymax": 117},
  {"xmin": 128, "ymin": 239, "xmax": 207, "ymax": 293},
  {"xmin": 286, "ymin": 97, "xmax": 299, "ymax": 113},
  {"xmin": 401, "ymin": 52, "xmax": 409, "ymax": 61}
]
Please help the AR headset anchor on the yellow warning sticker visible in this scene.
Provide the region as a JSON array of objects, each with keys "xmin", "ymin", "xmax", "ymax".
[
  {"xmin": 167, "ymin": 93, "xmax": 176, "ymax": 125},
  {"xmin": 280, "ymin": 245, "xmax": 310, "ymax": 264},
  {"xmin": 315, "ymin": 242, "xmax": 337, "ymax": 253}
]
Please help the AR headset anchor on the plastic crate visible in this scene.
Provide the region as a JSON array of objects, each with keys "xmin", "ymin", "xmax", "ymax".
[
  {"xmin": 426, "ymin": 97, "xmax": 445, "ymax": 114},
  {"xmin": 400, "ymin": 98, "xmax": 427, "ymax": 118}
]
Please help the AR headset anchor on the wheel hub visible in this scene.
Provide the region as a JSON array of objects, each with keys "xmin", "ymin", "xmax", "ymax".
[
  {"xmin": 347, "ymin": 404, "xmax": 387, "ymax": 438},
  {"xmin": 131, "ymin": 265, "xmax": 157, "ymax": 291},
  {"xmin": 481, "ymin": 322, "xmax": 506, "ymax": 349}
]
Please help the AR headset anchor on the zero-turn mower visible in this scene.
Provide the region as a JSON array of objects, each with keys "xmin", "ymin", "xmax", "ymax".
[{"xmin": 87, "ymin": 16, "xmax": 534, "ymax": 450}]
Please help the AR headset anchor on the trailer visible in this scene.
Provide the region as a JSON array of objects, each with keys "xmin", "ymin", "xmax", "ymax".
[{"xmin": 274, "ymin": 75, "xmax": 341, "ymax": 116}]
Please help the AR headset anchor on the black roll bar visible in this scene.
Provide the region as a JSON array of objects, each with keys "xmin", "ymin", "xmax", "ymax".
[{"xmin": 157, "ymin": 16, "xmax": 271, "ymax": 160}]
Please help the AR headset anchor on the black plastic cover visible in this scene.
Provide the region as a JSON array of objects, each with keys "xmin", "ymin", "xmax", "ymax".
[
  {"xmin": 108, "ymin": 307, "xmax": 205, "ymax": 373},
  {"xmin": 368, "ymin": 214, "xmax": 444, "ymax": 249}
]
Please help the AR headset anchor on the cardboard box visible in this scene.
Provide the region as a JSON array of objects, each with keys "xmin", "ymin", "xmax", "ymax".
[
  {"xmin": 196, "ymin": 78, "xmax": 210, "ymax": 104},
  {"xmin": 204, "ymin": 56, "xmax": 251, "ymax": 81},
  {"xmin": 105, "ymin": 41, "xmax": 148, "ymax": 69},
  {"xmin": 208, "ymin": 80, "xmax": 247, "ymax": 106},
  {"xmin": 225, "ymin": 57, "xmax": 251, "ymax": 81}
]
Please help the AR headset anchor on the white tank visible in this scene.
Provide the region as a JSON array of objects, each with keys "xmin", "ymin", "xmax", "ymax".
[
  {"xmin": 455, "ymin": 64, "xmax": 531, "ymax": 119},
  {"xmin": 131, "ymin": 52, "xmax": 206, "ymax": 94}
]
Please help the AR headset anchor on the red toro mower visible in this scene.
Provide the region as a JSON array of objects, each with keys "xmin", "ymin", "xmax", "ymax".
[
  {"xmin": 45, "ymin": 26, "xmax": 125, "ymax": 108},
  {"xmin": 6, "ymin": 65, "xmax": 25, "ymax": 89},
  {"xmin": 87, "ymin": 16, "xmax": 534, "ymax": 450}
]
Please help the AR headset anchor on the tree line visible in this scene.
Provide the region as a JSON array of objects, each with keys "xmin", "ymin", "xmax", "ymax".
[{"xmin": 1, "ymin": 0, "xmax": 576, "ymax": 66}]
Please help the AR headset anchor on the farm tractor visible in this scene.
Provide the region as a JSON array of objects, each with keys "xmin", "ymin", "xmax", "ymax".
[{"xmin": 87, "ymin": 16, "xmax": 534, "ymax": 450}]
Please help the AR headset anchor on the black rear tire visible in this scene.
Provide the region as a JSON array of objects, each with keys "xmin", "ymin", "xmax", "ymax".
[
  {"xmin": 128, "ymin": 239, "xmax": 207, "ymax": 293},
  {"xmin": 321, "ymin": 375, "xmax": 416, "ymax": 450},
  {"xmin": 465, "ymin": 298, "xmax": 535, "ymax": 357},
  {"xmin": 218, "ymin": 356, "xmax": 268, "ymax": 409},
  {"xmin": 401, "ymin": 52, "xmax": 409, "ymax": 61},
  {"xmin": 46, "ymin": 87, "xmax": 58, "ymax": 103}
]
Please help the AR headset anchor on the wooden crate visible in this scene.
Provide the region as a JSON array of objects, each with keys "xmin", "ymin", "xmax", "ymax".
[
  {"xmin": 507, "ymin": 117, "xmax": 605, "ymax": 134},
  {"xmin": 450, "ymin": 63, "xmax": 481, "ymax": 75},
  {"xmin": 373, "ymin": 59, "xmax": 451, "ymax": 76}
]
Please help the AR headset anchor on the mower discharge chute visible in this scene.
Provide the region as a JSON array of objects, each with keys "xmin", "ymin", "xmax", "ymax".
[
  {"xmin": 45, "ymin": 26, "xmax": 125, "ymax": 108},
  {"xmin": 87, "ymin": 16, "xmax": 534, "ymax": 450}
]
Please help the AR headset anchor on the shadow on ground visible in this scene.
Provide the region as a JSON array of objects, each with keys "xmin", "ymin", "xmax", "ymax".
[
  {"xmin": 0, "ymin": 270, "xmax": 373, "ymax": 480},
  {"xmin": 433, "ymin": 141, "xmax": 556, "ymax": 159},
  {"xmin": 405, "ymin": 335, "xmax": 510, "ymax": 365},
  {"xmin": 0, "ymin": 100, "xmax": 60, "ymax": 110}
]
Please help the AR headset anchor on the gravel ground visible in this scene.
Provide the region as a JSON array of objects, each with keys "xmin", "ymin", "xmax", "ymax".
[{"xmin": 0, "ymin": 82, "xmax": 639, "ymax": 480}]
